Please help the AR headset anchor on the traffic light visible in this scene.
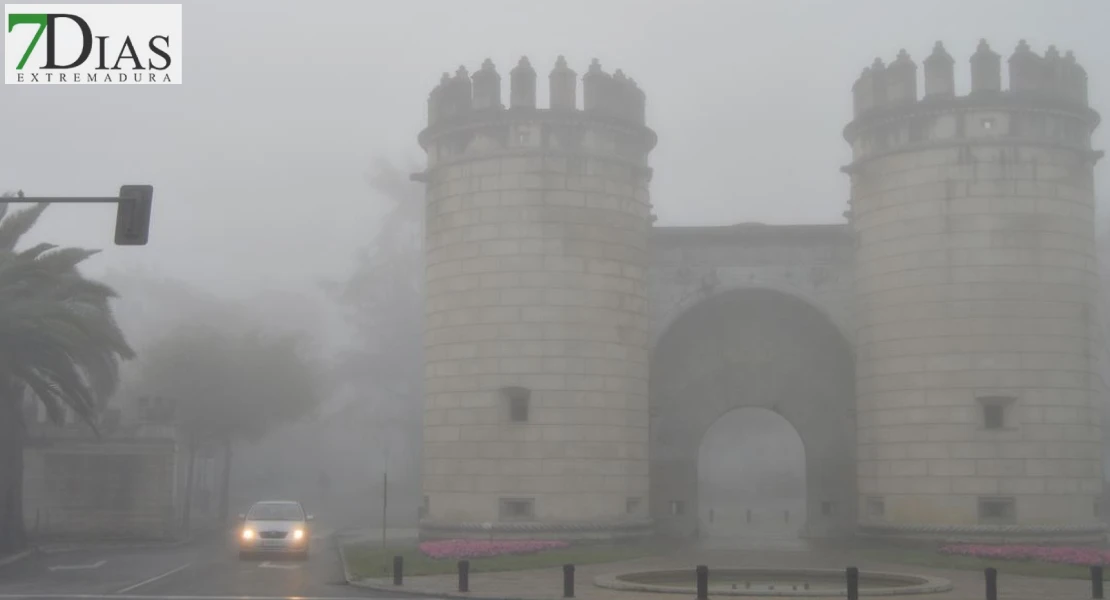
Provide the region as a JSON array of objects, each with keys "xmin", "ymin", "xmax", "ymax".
[{"xmin": 115, "ymin": 185, "xmax": 153, "ymax": 246}]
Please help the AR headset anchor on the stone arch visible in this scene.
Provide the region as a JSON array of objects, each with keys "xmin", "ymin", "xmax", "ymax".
[
  {"xmin": 652, "ymin": 279, "xmax": 854, "ymax": 356},
  {"xmin": 649, "ymin": 287, "xmax": 857, "ymax": 539}
]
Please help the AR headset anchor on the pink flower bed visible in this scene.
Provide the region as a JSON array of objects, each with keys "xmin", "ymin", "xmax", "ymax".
[
  {"xmin": 940, "ymin": 544, "xmax": 1110, "ymax": 566},
  {"xmin": 418, "ymin": 539, "xmax": 570, "ymax": 560}
]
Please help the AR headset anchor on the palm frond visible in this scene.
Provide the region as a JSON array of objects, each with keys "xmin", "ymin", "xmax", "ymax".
[
  {"xmin": 0, "ymin": 236, "xmax": 134, "ymax": 434},
  {"xmin": 18, "ymin": 242, "xmax": 57, "ymax": 261},
  {"xmin": 17, "ymin": 368, "xmax": 66, "ymax": 423},
  {"xmin": 33, "ymin": 247, "xmax": 101, "ymax": 274},
  {"xmin": 0, "ymin": 203, "xmax": 50, "ymax": 251}
]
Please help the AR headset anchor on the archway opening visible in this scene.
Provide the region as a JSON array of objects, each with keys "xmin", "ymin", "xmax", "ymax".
[
  {"xmin": 697, "ymin": 407, "xmax": 806, "ymax": 540},
  {"xmin": 649, "ymin": 287, "xmax": 856, "ymax": 540}
]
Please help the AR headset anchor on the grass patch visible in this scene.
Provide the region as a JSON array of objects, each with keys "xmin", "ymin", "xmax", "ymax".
[
  {"xmin": 343, "ymin": 540, "xmax": 663, "ymax": 578},
  {"xmin": 855, "ymin": 546, "xmax": 1095, "ymax": 580}
]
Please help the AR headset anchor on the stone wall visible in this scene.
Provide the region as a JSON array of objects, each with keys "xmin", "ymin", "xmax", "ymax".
[
  {"xmin": 648, "ymin": 223, "xmax": 855, "ymax": 346},
  {"xmin": 23, "ymin": 439, "xmax": 177, "ymax": 540}
]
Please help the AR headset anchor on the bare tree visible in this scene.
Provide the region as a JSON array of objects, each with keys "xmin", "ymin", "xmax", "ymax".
[
  {"xmin": 137, "ymin": 325, "xmax": 328, "ymax": 529},
  {"xmin": 325, "ymin": 158, "xmax": 424, "ymax": 486}
]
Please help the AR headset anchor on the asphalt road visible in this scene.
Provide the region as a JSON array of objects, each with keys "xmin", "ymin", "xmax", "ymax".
[{"xmin": 0, "ymin": 529, "xmax": 414, "ymax": 600}]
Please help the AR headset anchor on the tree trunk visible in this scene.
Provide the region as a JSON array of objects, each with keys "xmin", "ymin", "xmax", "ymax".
[
  {"xmin": 218, "ymin": 437, "xmax": 232, "ymax": 527},
  {"xmin": 0, "ymin": 394, "xmax": 27, "ymax": 555},
  {"xmin": 181, "ymin": 435, "xmax": 197, "ymax": 533}
]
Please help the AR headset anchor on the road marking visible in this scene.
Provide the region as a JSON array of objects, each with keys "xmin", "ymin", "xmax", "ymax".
[
  {"xmin": 47, "ymin": 559, "xmax": 106, "ymax": 571},
  {"xmin": 258, "ymin": 561, "xmax": 300, "ymax": 570},
  {"xmin": 114, "ymin": 563, "xmax": 192, "ymax": 594}
]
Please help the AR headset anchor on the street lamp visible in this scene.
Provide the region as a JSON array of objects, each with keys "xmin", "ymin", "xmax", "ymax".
[{"xmin": 1, "ymin": 185, "xmax": 154, "ymax": 245}]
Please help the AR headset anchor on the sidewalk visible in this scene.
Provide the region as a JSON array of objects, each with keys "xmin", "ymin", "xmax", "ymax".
[{"xmin": 340, "ymin": 543, "xmax": 1097, "ymax": 600}]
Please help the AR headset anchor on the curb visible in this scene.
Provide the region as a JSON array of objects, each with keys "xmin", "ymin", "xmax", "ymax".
[
  {"xmin": 335, "ymin": 534, "xmax": 549, "ymax": 600},
  {"xmin": 347, "ymin": 577, "xmax": 536, "ymax": 600},
  {"xmin": 334, "ymin": 535, "xmax": 356, "ymax": 586},
  {"xmin": 0, "ymin": 549, "xmax": 35, "ymax": 568},
  {"xmin": 593, "ymin": 568, "xmax": 954, "ymax": 597}
]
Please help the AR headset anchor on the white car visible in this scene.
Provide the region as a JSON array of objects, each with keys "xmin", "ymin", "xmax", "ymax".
[{"xmin": 237, "ymin": 500, "xmax": 313, "ymax": 560}]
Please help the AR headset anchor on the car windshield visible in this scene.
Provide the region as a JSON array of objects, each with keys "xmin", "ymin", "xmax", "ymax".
[{"xmin": 247, "ymin": 503, "xmax": 304, "ymax": 521}]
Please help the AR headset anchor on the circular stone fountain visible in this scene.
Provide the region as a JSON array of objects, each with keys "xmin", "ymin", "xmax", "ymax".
[{"xmin": 594, "ymin": 568, "xmax": 952, "ymax": 597}]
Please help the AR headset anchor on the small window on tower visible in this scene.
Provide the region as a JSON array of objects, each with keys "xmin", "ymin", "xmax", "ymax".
[
  {"xmin": 669, "ymin": 500, "xmax": 685, "ymax": 516},
  {"xmin": 981, "ymin": 118, "xmax": 995, "ymax": 130},
  {"xmin": 978, "ymin": 496, "xmax": 1016, "ymax": 525},
  {"xmin": 499, "ymin": 498, "xmax": 535, "ymax": 520},
  {"xmin": 502, "ymin": 387, "xmax": 531, "ymax": 423},
  {"xmin": 977, "ymin": 395, "xmax": 1015, "ymax": 430},
  {"xmin": 866, "ymin": 497, "xmax": 885, "ymax": 518},
  {"xmin": 983, "ymin": 405, "xmax": 1004, "ymax": 429}
]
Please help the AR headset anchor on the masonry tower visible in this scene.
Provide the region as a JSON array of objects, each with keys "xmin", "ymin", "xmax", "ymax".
[
  {"xmin": 844, "ymin": 40, "xmax": 1105, "ymax": 542},
  {"xmin": 416, "ymin": 56, "xmax": 657, "ymax": 539}
]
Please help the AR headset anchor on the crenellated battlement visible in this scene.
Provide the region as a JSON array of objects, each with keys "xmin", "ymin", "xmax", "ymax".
[
  {"xmin": 851, "ymin": 39, "xmax": 1090, "ymax": 118},
  {"xmin": 418, "ymin": 56, "xmax": 656, "ymax": 171},
  {"xmin": 844, "ymin": 39, "xmax": 1101, "ymax": 166},
  {"xmin": 425, "ymin": 56, "xmax": 647, "ymax": 127}
]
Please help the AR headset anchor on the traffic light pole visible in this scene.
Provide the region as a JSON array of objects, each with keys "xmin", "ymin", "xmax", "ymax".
[{"xmin": 0, "ymin": 185, "xmax": 154, "ymax": 245}]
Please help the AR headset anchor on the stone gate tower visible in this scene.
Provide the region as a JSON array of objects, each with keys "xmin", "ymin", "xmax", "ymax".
[
  {"xmin": 416, "ymin": 56, "xmax": 657, "ymax": 539},
  {"xmin": 845, "ymin": 40, "xmax": 1105, "ymax": 542}
]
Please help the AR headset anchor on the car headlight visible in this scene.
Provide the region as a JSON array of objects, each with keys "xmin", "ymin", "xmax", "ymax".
[
  {"xmin": 241, "ymin": 528, "xmax": 254, "ymax": 540},
  {"xmin": 292, "ymin": 529, "xmax": 304, "ymax": 540}
]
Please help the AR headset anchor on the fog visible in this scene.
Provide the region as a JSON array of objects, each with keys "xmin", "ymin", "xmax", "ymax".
[
  {"xmin": 4, "ymin": 0, "xmax": 1110, "ymax": 540},
  {"xmin": 699, "ymin": 409, "xmax": 806, "ymax": 539}
]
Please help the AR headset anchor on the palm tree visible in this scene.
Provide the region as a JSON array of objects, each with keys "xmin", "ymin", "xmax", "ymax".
[{"xmin": 0, "ymin": 199, "xmax": 135, "ymax": 554}]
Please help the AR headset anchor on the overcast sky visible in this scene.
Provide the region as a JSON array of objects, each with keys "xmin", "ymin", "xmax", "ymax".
[{"xmin": 1, "ymin": 0, "xmax": 1106, "ymax": 299}]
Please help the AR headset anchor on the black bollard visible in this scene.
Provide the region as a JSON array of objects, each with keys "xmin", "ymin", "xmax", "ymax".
[
  {"xmin": 1093, "ymin": 565, "xmax": 1104, "ymax": 599},
  {"xmin": 563, "ymin": 564, "xmax": 575, "ymax": 598},
  {"xmin": 392, "ymin": 555, "xmax": 403, "ymax": 586},
  {"xmin": 984, "ymin": 567, "xmax": 997, "ymax": 600},
  {"xmin": 696, "ymin": 565, "xmax": 709, "ymax": 600},
  {"xmin": 458, "ymin": 560, "xmax": 469, "ymax": 593},
  {"xmin": 846, "ymin": 566, "xmax": 859, "ymax": 600}
]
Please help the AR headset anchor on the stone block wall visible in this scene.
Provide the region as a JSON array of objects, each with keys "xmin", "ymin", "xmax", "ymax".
[
  {"xmin": 648, "ymin": 224, "xmax": 855, "ymax": 347},
  {"xmin": 23, "ymin": 441, "xmax": 177, "ymax": 540}
]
